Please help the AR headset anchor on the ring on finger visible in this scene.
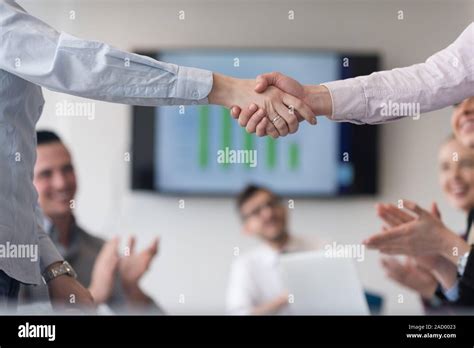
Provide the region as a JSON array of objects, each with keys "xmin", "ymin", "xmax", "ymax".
[{"xmin": 271, "ymin": 115, "xmax": 281, "ymax": 124}]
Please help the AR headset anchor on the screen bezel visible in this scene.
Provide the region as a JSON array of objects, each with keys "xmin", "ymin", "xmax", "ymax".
[{"xmin": 131, "ymin": 49, "xmax": 380, "ymax": 197}]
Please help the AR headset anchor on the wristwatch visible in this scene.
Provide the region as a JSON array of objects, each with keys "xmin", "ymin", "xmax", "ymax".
[
  {"xmin": 42, "ymin": 261, "xmax": 77, "ymax": 284},
  {"xmin": 457, "ymin": 251, "xmax": 470, "ymax": 277}
]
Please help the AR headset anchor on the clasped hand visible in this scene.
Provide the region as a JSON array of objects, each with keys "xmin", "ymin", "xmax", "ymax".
[{"xmin": 208, "ymin": 72, "xmax": 332, "ymax": 138}]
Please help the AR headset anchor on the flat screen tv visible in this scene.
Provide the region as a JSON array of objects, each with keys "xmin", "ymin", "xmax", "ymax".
[{"xmin": 132, "ymin": 50, "xmax": 379, "ymax": 197}]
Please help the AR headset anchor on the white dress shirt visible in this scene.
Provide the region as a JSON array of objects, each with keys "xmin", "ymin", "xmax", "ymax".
[
  {"xmin": 0, "ymin": 0, "xmax": 213, "ymax": 285},
  {"xmin": 226, "ymin": 235, "xmax": 322, "ymax": 315},
  {"xmin": 323, "ymin": 22, "xmax": 474, "ymax": 124}
]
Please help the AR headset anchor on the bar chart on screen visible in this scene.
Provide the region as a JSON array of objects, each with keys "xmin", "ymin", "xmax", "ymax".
[
  {"xmin": 156, "ymin": 103, "xmax": 338, "ymax": 194},
  {"xmin": 154, "ymin": 50, "xmax": 342, "ymax": 195},
  {"xmin": 197, "ymin": 106, "xmax": 300, "ymax": 171}
]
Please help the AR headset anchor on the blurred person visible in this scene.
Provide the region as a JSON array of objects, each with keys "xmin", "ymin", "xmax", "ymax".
[
  {"xmin": 19, "ymin": 131, "xmax": 163, "ymax": 314},
  {"xmin": 0, "ymin": 0, "xmax": 316, "ymax": 308},
  {"xmin": 233, "ymin": 23, "xmax": 473, "ymax": 138},
  {"xmin": 226, "ymin": 185, "xmax": 323, "ymax": 315},
  {"xmin": 366, "ymin": 99, "xmax": 474, "ymax": 306},
  {"xmin": 379, "ymin": 135, "xmax": 474, "ymax": 307},
  {"xmin": 452, "ymin": 97, "xmax": 474, "ymax": 150}
]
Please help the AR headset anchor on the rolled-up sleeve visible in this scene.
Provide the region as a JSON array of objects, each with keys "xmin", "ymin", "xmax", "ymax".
[
  {"xmin": 35, "ymin": 205, "xmax": 63, "ymax": 274},
  {"xmin": 322, "ymin": 22, "xmax": 474, "ymax": 124},
  {"xmin": 37, "ymin": 225, "xmax": 63, "ymax": 274},
  {"xmin": 0, "ymin": 1, "xmax": 213, "ymax": 106}
]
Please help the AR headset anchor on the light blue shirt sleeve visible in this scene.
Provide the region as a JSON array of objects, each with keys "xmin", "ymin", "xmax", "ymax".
[
  {"xmin": 0, "ymin": 0, "xmax": 213, "ymax": 106},
  {"xmin": 442, "ymin": 280, "xmax": 460, "ymax": 302}
]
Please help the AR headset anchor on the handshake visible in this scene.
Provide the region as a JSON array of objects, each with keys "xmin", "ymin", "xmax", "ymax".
[{"xmin": 208, "ymin": 72, "xmax": 333, "ymax": 138}]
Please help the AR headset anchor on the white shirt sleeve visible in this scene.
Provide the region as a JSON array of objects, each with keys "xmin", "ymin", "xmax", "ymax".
[
  {"xmin": 0, "ymin": 0, "xmax": 213, "ymax": 106},
  {"xmin": 225, "ymin": 258, "xmax": 256, "ymax": 315},
  {"xmin": 322, "ymin": 22, "xmax": 474, "ymax": 124}
]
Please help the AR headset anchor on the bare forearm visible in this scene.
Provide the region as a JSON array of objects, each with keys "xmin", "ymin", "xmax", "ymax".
[
  {"xmin": 47, "ymin": 275, "xmax": 95, "ymax": 312},
  {"xmin": 431, "ymin": 257, "xmax": 458, "ymax": 290},
  {"xmin": 418, "ymin": 277, "xmax": 438, "ymax": 300},
  {"xmin": 302, "ymin": 85, "xmax": 333, "ymax": 117},
  {"xmin": 208, "ymin": 73, "xmax": 237, "ymax": 107},
  {"xmin": 439, "ymin": 228, "xmax": 470, "ymax": 266}
]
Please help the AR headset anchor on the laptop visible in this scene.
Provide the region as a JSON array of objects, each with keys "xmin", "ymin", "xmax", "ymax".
[{"xmin": 279, "ymin": 250, "xmax": 370, "ymax": 315}]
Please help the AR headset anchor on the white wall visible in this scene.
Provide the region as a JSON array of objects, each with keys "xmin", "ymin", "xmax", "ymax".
[{"xmin": 20, "ymin": 0, "xmax": 473, "ymax": 314}]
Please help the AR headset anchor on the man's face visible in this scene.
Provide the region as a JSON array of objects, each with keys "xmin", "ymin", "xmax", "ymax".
[
  {"xmin": 439, "ymin": 138, "xmax": 474, "ymax": 212},
  {"xmin": 240, "ymin": 190, "xmax": 287, "ymax": 242},
  {"xmin": 34, "ymin": 142, "xmax": 77, "ymax": 219},
  {"xmin": 451, "ymin": 97, "xmax": 474, "ymax": 148}
]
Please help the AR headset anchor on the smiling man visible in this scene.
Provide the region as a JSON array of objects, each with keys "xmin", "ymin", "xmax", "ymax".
[
  {"xmin": 19, "ymin": 131, "xmax": 163, "ymax": 314},
  {"xmin": 0, "ymin": 0, "xmax": 318, "ymax": 308}
]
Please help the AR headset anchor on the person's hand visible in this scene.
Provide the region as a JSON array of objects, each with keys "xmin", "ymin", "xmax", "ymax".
[
  {"xmin": 119, "ymin": 236, "xmax": 159, "ymax": 289},
  {"xmin": 230, "ymin": 72, "xmax": 332, "ymax": 136},
  {"xmin": 381, "ymin": 257, "xmax": 437, "ymax": 300},
  {"xmin": 376, "ymin": 201, "xmax": 444, "ymax": 269},
  {"xmin": 88, "ymin": 237, "xmax": 121, "ymax": 305},
  {"xmin": 46, "ymin": 268, "xmax": 95, "ymax": 313},
  {"xmin": 208, "ymin": 73, "xmax": 316, "ymax": 138},
  {"xmin": 251, "ymin": 291, "xmax": 289, "ymax": 315},
  {"xmin": 365, "ymin": 200, "xmax": 452, "ymax": 256},
  {"xmin": 230, "ymin": 73, "xmax": 312, "ymax": 136},
  {"xmin": 367, "ymin": 200, "xmax": 469, "ymax": 265},
  {"xmin": 375, "ymin": 202, "xmax": 460, "ymax": 290}
]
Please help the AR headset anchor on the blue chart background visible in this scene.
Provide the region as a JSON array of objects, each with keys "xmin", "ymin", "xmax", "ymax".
[{"xmin": 155, "ymin": 51, "xmax": 340, "ymax": 195}]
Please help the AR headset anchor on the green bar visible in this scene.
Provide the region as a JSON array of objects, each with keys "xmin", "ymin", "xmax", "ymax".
[
  {"xmin": 266, "ymin": 137, "xmax": 276, "ymax": 169},
  {"xmin": 243, "ymin": 129, "xmax": 254, "ymax": 168},
  {"xmin": 198, "ymin": 106, "xmax": 209, "ymax": 168},
  {"xmin": 289, "ymin": 143, "xmax": 299, "ymax": 170},
  {"xmin": 221, "ymin": 108, "xmax": 232, "ymax": 168}
]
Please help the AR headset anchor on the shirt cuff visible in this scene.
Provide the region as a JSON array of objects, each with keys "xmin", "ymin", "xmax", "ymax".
[
  {"xmin": 38, "ymin": 227, "xmax": 64, "ymax": 274},
  {"xmin": 442, "ymin": 281, "xmax": 460, "ymax": 302},
  {"xmin": 175, "ymin": 65, "xmax": 213, "ymax": 104},
  {"xmin": 321, "ymin": 78, "xmax": 367, "ymax": 124}
]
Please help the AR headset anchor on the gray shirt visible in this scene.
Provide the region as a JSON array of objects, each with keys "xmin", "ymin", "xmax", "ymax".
[{"xmin": 0, "ymin": 0, "xmax": 212, "ymax": 285}]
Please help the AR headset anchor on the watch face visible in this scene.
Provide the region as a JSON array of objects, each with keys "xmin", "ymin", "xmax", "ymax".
[{"xmin": 63, "ymin": 262, "xmax": 77, "ymax": 278}]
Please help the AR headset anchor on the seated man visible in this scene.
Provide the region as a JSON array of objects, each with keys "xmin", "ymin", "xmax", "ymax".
[
  {"xmin": 226, "ymin": 184, "xmax": 323, "ymax": 315},
  {"xmin": 19, "ymin": 130, "xmax": 163, "ymax": 314}
]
